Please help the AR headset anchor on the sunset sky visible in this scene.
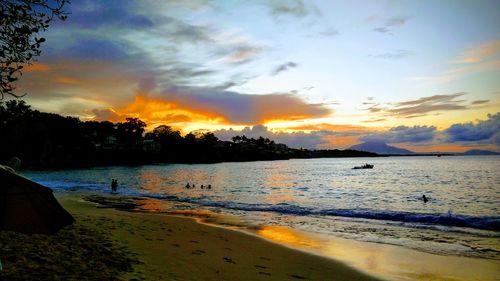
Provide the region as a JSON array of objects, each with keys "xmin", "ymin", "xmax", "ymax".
[{"xmin": 16, "ymin": 0, "xmax": 500, "ymax": 152}]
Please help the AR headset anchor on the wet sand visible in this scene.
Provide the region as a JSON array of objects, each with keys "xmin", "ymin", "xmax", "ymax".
[{"xmin": 0, "ymin": 192, "xmax": 380, "ymax": 281}]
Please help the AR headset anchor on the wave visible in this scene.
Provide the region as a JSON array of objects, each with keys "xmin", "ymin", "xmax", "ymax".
[
  {"xmin": 43, "ymin": 181, "xmax": 500, "ymax": 231},
  {"xmin": 188, "ymin": 201, "xmax": 500, "ymax": 231}
]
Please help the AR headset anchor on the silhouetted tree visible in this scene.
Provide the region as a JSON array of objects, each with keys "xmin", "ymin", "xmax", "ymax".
[
  {"xmin": 1, "ymin": 0, "xmax": 69, "ymax": 98},
  {"xmin": 146, "ymin": 125, "xmax": 182, "ymax": 154},
  {"xmin": 116, "ymin": 118, "xmax": 146, "ymax": 145},
  {"xmin": 200, "ymin": 132, "xmax": 218, "ymax": 145}
]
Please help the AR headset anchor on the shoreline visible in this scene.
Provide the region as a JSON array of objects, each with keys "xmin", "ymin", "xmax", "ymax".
[
  {"xmin": 56, "ymin": 192, "xmax": 382, "ymax": 281},
  {"xmin": 62, "ymin": 192, "xmax": 499, "ymax": 281}
]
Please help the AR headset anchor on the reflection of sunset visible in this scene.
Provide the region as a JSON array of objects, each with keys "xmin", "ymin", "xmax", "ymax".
[{"xmin": 257, "ymin": 226, "xmax": 320, "ymax": 249}]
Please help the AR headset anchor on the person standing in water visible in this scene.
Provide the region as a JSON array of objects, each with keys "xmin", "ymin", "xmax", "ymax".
[
  {"xmin": 422, "ymin": 194, "xmax": 428, "ymax": 203},
  {"xmin": 111, "ymin": 179, "xmax": 118, "ymax": 193}
]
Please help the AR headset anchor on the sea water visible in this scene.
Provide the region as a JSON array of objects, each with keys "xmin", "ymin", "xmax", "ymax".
[{"xmin": 23, "ymin": 156, "xmax": 500, "ymax": 261}]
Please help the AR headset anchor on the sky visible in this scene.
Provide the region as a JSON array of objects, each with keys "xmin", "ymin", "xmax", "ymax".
[{"xmin": 15, "ymin": 0, "xmax": 500, "ymax": 152}]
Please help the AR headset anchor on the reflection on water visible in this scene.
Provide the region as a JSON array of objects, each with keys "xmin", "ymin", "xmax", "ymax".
[
  {"xmin": 256, "ymin": 225, "xmax": 321, "ymax": 249},
  {"xmin": 24, "ymin": 156, "xmax": 500, "ymax": 278},
  {"xmin": 252, "ymin": 225, "xmax": 500, "ymax": 281}
]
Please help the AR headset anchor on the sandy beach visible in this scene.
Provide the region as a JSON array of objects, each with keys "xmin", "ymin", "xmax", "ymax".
[{"xmin": 1, "ymin": 192, "xmax": 381, "ymax": 281}]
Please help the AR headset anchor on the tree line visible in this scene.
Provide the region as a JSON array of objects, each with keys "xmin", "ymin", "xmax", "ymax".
[{"xmin": 0, "ymin": 100, "xmax": 379, "ymax": 169}]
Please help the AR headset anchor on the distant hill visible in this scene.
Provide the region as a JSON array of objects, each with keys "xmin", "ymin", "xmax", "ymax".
[
  {"xmin": 461, "ymin": 149, "xmax": 500, "ymax": 155},
  {"xmin": 349, "ymin": 141, "xmax": 415, "ymax": 155}
]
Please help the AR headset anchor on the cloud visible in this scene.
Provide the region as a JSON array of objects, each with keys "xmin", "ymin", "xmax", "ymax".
[
  {"xmin": 385, "ymin": 16, "xmax": 411, "ymax": 27},
  {"xmin": 92, "ymin": 95, "xmax": 225, "ymax": 128},
  {"xmin": 373, "ymin": 27, "xmax": 390, "ymax": 33},
  {"xmin": 25, "ymin": 63, "xmax": 50, "ymax": 72},
  {"xmin": 367, "ymin": 93, "xmax": 471, "ymax": 118},
  {"xmin": 165, "ymin": 21, "xmax": 214, "ymax": 44},
  {"xmin": 372, "ymin": 49, "xmax": 412, "ymax": 59},
  {"xmin": 213, "ymin": 123, "xmax": 377, "ymax": 149},
  {"xmin": 51, "ymin": 38, "xmax": 128, "ymax": 61},
  {"xmin": 271, "ymin": 62, "xmax": 298, "ymax": 75},
  {"xmin": 373, "ymin": 15, "xmax": 411, "ymax": 34},
  {"xmin": 268, "ymin": 0, "xmax": 308, "ymax": 18},
  {"xmin": 471, "ymin": 100, "xmax": 490, "ymax": 105},
  {"xmin": 64, "ymin": 0, "xmax": 153, "ymax": 29},
  {"xmin": 361, "ymin": 125, "xmax": 437, "ymax": 144},
  {"xmin": 153, "ymin": 86, "xmax": 333, "ymax": 124},
  {"xmin": 409, "ymin": 41, "xmax": 500, "ymax": 83},
  {"xmin": 219, "ymin": 45, "xmax": 264, "ymax": 65},
  {"xmin": 451, "ymin": 40, "xmax": 500, "ymax": 64},
  {"xmin": 214, "ymin": 125, "xmax": 332, "ymax": 149},
  {"xmin": 443, "ymin": 113, "xmax": 500, "ymax": 144},
  {"xmin": 92, "ymin": 108, "xmax": 121, "ymax": 121},
  {"xmin": 361, "ymin": 118, "xmax": 387, "ymax": 123},
  {"xmin": 283, "ymin": 123, "xmax": 369, "ymax": 134},
  {"xmin": 79, "ymin": 84, "xmax": 332, "ymax": 129}
]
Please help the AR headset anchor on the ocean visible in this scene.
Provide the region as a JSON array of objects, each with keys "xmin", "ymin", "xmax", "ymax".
[{"xmin": 23, "ymin": 156, "xmax": 500, "ymax": 263}]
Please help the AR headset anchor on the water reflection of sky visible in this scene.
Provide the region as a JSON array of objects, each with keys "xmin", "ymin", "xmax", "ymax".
[
  {"xmin": 25, "ymin": 156, "xmax": 500, "ymax": 217},
  {"xmin": 255, "ymin": 225, "xmax": 500, "ymax": 281}
]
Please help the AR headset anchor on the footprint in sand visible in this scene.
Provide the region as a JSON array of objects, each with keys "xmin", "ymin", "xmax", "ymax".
[
  {"xmin": 171, "ymin": 243, "xmax": 180, "ymax": 247},
  {"xmin": 259, "ymin": 257, "xmax": 271, "ymax": 261},
  {"xmin": 288, "ymin": 274, "xmax": 306, "ymax": 279},
  {"xmin": 254, "ymin": 265, "xmax": 267, "ymax": 269},
  {"xmin": 223, "ymin": 257, "xmax": 236, "ymax": 264},
  {"xmin": 189, "ymin": 240, "xmax": 199, "ymax": 243},
  {"xmin": 258, "ymin": 272, "xmax": 271, "ymax": 276}
]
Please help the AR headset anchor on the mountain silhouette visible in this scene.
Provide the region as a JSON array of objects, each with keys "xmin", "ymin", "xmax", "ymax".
[
  {"xmin": 349, "ymin": 141, "xmax": 415, "ymax": 155},
  {"xmin": 461, "ymin": 149, "xmax": 500, "ymax": 155}
]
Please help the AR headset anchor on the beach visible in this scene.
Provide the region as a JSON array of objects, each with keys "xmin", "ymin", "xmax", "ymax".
[
  {"xmin": 11, "ymin": 157, "xmax": 499, "ymax": 280},
  {"xmin": 1, "ymin": 191, "xmax": 380, "ymax": 281}
]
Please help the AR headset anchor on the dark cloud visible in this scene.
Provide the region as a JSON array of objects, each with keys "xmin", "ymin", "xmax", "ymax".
[
  {"xmin": 373, "ymin": 16, "xmax": 411, "ymax": 34},
  {"xmin": 361, "ymin": 126, "xmax": 437, "ymax": 144},
  {"xmin": 65, "ymin": 0, "xmax": 153, "ymax": 29},
  {"xmin": 364, "ymin": 104, "xmax": 382, "ymax": 113},
  {"xmin": 471, "ymin": 100, "xmax": 490, "ymax": 105},
  {"xmin": 384, "ymin": 93, "xmax": 469, "ymax": 118},
  {"xmin": 385, "ymin": 16, "xmax": 411, "ymax": 27},
  {"xmin": 268, "ymin": 0, "xmax": 308, "ymax": 18},
  {"xmin": 157, "ymin": 87, "xmax": 332, "ymax": 124},
  {"xmin": 51, "ymin": 39, "xmax": 128, "ymax": 61},
  {"xmin": 163, "ymin": 20, "xmax": 214, "ymax": 43},
  {"xmin": 373, "ymin": 27, "xmax": 390, "ymax": 33},
  {"xmin": 271, "ymin": 62, "xmax": 298, "ymax": 75},
  {"xmin": 361, "ymin": 118, "xmax": 387, "ymax": 123},
  {"xmin": 372, "ymin": 49, "xmax": 412, "ymax": 59},
  {"xmin": 444, "ymin": 113, "xmax": 500, "ymax": 144}
]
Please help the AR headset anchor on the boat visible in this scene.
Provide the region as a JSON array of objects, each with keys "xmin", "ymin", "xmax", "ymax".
[{"xmin": 352, "ymin": 164, "xmax": 374, "ymax": 169}]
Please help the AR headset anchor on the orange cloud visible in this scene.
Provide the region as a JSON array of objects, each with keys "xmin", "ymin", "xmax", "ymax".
[
  {"xmin": 284, "ymin": 123, "xmax": 372, "ymax": 132},
  {"xmin": 54, "ymin": 76, "xmax": 81, "ymax": 85},
  {"xmin": 93, "ymin": 95, "xmax": 228, "ymax": 130},
  {"xmin": 451, "ymin": 40, "xmax": 500, "ymax": 64},
  {"xmin": 25, "ymin": 63, "xmax": 49, "ymax": 72}
]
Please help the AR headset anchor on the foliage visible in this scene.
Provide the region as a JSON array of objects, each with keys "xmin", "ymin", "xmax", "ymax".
[
  {"xmin": 0, "ymin": 0, "xmax": 69, "ymax": 98},
  {"xmin": 0, "ymin": 101, "xmax": 378, "ymax": 168}
]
